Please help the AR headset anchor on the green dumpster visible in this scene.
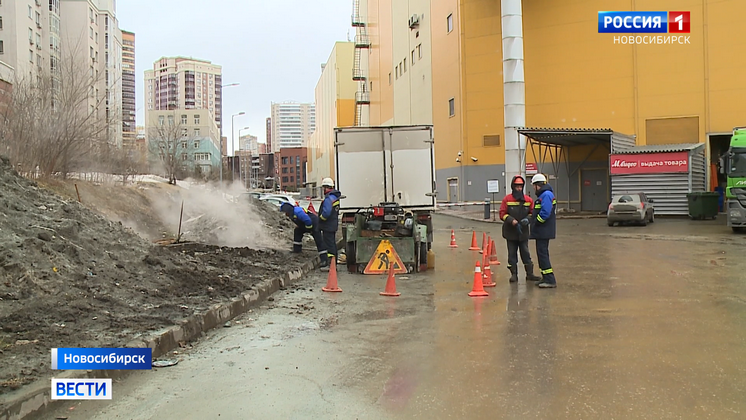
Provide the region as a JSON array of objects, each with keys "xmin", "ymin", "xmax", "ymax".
[{"xmin": 686, "ymin": 192, "xmax": 719, "ymax": 220}]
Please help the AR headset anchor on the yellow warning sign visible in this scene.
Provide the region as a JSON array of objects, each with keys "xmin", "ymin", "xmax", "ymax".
[{"xmin": 364, "ymin": 240, "xmax": 408, "ymax": 275}]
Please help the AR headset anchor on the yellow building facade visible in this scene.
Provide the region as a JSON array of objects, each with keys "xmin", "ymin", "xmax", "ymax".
[
  {"xmin": 356, "ymin": 0, "xmax": 746, "ymax": 203},
  {"xmin": 307, "ymin": 42, "xmax": 357, "ymax": 193}
]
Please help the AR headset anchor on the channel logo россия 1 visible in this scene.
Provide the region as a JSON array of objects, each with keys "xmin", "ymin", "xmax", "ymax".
[{"xmin": 598, "ymin": 11, "xmax": 690, "ymax": 34}]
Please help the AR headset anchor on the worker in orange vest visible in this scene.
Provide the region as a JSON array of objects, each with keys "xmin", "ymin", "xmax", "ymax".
[{"xmin": 499, "ymin": 175, "xmax": 542, "ymax": 283}]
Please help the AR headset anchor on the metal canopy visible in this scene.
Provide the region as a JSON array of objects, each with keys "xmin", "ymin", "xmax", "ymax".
[{"xmin": 517, "ymin": 127, "xmax": 616, "ymax": 211}]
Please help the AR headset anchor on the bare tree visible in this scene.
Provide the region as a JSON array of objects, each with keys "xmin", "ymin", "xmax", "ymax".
[
  {"xmin": 0, "ymin": 41, "xmax": 119, "ymax": 178},
  {"xmin": 148, "ymin": 118, "xmax": 193, "ymax": 185}
]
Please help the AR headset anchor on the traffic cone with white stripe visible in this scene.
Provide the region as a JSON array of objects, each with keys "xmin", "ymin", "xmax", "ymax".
[
  {"xmin": 468, "ymin": 261, "xmax": 489, "ymax": 297},
  {"xmin": 449, "ymin": 230, "xmax": 458, "ymax": 248},
  {"xmin": 479, "ymin": 233, "xmax": 487, "ymax": 254}
]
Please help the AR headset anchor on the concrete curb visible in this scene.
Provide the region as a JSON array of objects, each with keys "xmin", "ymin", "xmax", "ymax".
[{"xmin": 0, "ymin": 256, "xmax": 320, "ymax": 420}]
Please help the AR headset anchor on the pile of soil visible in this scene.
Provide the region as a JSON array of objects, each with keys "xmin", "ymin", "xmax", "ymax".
[{"xmin": 0, "ymin": 159, "xmax": 312, "ymax": 397}]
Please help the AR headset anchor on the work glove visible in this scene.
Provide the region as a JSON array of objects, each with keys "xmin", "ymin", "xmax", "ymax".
[
  {"xmin": 520, "ymin": 218, "xmax": 530, "ymax": 227},
  {"xmin": 516, "ymin": 224, "xmax": 523, "ymax": 236}
]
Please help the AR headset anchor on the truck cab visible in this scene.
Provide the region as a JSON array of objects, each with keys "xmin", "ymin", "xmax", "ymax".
[{"xmin": 720, "ymin": 127, "xmax": 746, "ymax": 232}]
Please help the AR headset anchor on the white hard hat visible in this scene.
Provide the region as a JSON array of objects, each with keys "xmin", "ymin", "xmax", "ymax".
[
  {"xmin": 321, "ymin": 177, "xmax": 335, "ymax": 188},
  {"xmin": 531, "ymin": 174, "xmax": 547, "ymax": 184}
]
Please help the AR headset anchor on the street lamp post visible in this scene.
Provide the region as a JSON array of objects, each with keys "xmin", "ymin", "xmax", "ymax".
[
  {"xmin": 231, "ymin": 111, "xmax": 246, "ymax": 184},
  {"xmin": 219, "ymin": 83, "xmax": 240, "ymax": 188}
]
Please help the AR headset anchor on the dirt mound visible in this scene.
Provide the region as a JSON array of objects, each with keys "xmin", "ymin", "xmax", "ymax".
[{"xmin": 0, "ymin": 159, "xmax": 311, "ymax": 396}]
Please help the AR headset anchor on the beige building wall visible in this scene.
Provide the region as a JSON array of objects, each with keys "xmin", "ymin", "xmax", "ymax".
[
  {"xmin": 391, "ymin": 0, "xmax": 433, "ymax": 125},
  {"xmin": 0, "ymin": 0, "xmax": 56, "ymax": 80},
  {"xmin": 145, "ymin": 108, "xmax": 220, "ymax": 149},
  {"xmin": 307, "ymin": 42, "xmax": 356, "ymax": 190}
]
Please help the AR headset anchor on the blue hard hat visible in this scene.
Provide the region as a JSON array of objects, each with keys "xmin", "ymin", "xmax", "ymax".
[{"xmin": 280, "ymin": 202, "xmax": 294, "ymax": 214}]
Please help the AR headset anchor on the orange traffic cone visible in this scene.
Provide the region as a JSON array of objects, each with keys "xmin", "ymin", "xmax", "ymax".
[
  {"xmin": 479, "ymin": 233, "xmax": 487, "ymax": 254},
  {"xmin": 307, "ymin": 202, "xmax": 317, "ymax": 215},
  {"xmin": 380, "ymin": 263, "xmax": 401, "ymax": 297},
  {"xmin": 482, "ymin": 257, "xmax": 496, "ymax": 287},
  {"xmin": 322, "ymin": 259, "xmax": 342, "ymax": 293},
  {"xmin": 468, "ymin": 231, "xmax": 480, "ymax": 251},
  {"xmin": 468, "ymin": 261, "xmax": 489, "ymax": 297},
  {"xmin": 449, "ymin": 230, "xmax": 458, "ymax": 248},
  {"xmin": 489, "ymin": 239, "xmax": 501, "ymax": 266}
]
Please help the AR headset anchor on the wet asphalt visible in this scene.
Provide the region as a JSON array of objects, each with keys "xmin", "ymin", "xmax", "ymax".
[{"xmin": 43, "ymin": 215, "xmax": 746, "ymax": 419}]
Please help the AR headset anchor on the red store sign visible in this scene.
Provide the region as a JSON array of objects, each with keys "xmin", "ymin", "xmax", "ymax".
[{"xmin": 609, "ymin": 151, "xmax": 689, "ymax": 175}]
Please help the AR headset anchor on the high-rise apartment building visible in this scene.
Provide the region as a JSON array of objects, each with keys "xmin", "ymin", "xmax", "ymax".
[
  {"xmin": 144, "ymin": 57, "xmax": 223, "ymax": 133},
  {"xmin": 121, "ymin": 30, "xmax": 135, "ymax": 148},
  {"xmin": 0, "ymin": 0, "xmax": 59, "ymax": 81},
  {"xmin": 270, "ymin": 102, "xmax": 315, "ymax": 153},
  {"xmin": 0, "ymin": 0, "xmax": 124, "ymax": 145},
  {"xmin": 58, "ymin": 0, "xmax": 123, "ymax": 146}
]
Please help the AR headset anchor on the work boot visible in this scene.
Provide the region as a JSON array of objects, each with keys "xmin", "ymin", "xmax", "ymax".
[
  {"xmin": 525, "ymin": 264, "xmax": 542, "ymax": 282},
  {"xmin": 536, "ymin": 281, "xmax": 557, "ymax": 288},
  {"xmin": 508, "ymin": 266, "xmax": 518, "ymax": 283},
  {"xmin": 319, "ymin": 257, "xmax": 330, "ymax": 272}
]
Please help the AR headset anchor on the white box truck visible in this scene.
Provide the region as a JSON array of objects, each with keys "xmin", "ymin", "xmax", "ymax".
[{"xmin": 334, "ymin": 125, "xmax": 436, "ymax": 274}]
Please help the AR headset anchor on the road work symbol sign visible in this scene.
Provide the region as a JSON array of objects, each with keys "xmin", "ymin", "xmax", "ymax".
[{"xmin": 364, "ymin": 240, "xmax": 407, "ymax": 274}]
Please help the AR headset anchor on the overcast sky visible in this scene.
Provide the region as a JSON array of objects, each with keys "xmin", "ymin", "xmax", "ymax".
[{"xmin": 117, "ymin": 0, "xmax": 353, "ymax": 149}]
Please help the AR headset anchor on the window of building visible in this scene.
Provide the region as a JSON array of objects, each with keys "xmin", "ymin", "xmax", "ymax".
[
  {"xmin": 90, "ymin": 46, "xmax": 93, "ymax": 58},
  {"xmin": 290, "ymin": 167, "xmax": 294, "ymax": 174},
  {"xmin": 282, "ymin": 157, "xmax": 288, "ymax": 165},
  {"xmin": 449, "ymin": 98, "xmax": 455, "ymax": 117},
  {"xmin": 282, "ymin": 176, "xmax": 289, "ymax": 183},
  {"xmin": 29, "ymin": 5, "xmax": 33, "ymax": 18},
  {"xmin": 168, "ymin": 115, "xmax": 174, "ymax": 126},
  {"xmin": 180, "ymin": 141, "xmax": 187, "ymax": 149},
  {"xmin": 290, "ymin": 176, "xmax": 294, "ymax": 183},
  {"xmin": 36, "ymin": 12, "xmax": 40, "ymax": 26},
  {"xmin": 194, "ymin": 128, "xmax": 200, "ymax": 137},
  {"xmin": 0, "ymin": 41, "xmax": 4, "ymax": 54},
  {"xmin": 95, "ymin": 32, "xmax": 98, "ymax": 43},
  {"xmin": 282, "ymin": 167, "xmax": 288, "ymax": 174},
  {"xmin": 89, "ymin": 27, "xmax": 93, "ymax": 39},
  {"xmin": 296, "ymin": 156, "xmax": 300, "ymax": 164},
  {"xmin": 36, "ymin": 33, "xmax": 41, "ymax": 46},
  {"xmin": 447, "ymin": 14, "xmax": 453, "ymax": 33},
  {"xmin": 36, "ymin": 54, "xmax": 41, "ymax": 66},
  {"xmin": 0, "ymin": 17, "xmax": 3, "ymax": 30},
  {"xmin": 29, "ymin": 49, "xmax": 33, "ymax": 63},
  {"xmin": 388, "ymin": 72, "xmax": 392, "ymax": 85},
  {"xmin": 194, "ymin": 114, "xmax": 200, "ymax": 124},
  {"xmin": 412, "ymin": 50, "xmax": 415, "ymax": 65},
  {"xmin": 403, "ymin": 58, "xmax": 407, "ymax": 73},
  {"xmin": 181, "ymin": 129, "xmax": 188, "ymax": 138},
  {"xmin": 194, "ymin": 140, "xmax": 200, "ymax": 148},
  {"xmin": 418, "ymin": 44, "xmax": 422, "ymax": 59},
  {"xmin": 29, "ymin": 28, "xmax": 33, "ymax": 42},
  {"xmin": 158, "ymin": 116, "xmax": 165, "ymax": 127},
  {"xmin": 181, "ymin": 114, "xmax": 187, "ymax": 124},
  {"xmin": 182, "ymin": 153, "xmax": 188, "ymax": 161}
]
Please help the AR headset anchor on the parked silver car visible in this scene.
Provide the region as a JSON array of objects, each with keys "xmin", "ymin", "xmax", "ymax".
[{"xmin": 607, "ymin": 193, "xmax": 655, "ymax": 226}]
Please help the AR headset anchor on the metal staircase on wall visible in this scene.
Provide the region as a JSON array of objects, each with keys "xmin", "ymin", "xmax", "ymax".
[{"xmin": 352, "ymin": 0, "xmax": 370, "ymax": 126}]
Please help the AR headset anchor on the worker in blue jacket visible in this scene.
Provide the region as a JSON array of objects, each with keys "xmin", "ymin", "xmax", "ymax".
[
  {"xmin": 318, "ymin": 177, "xmax": 341, "ymax": 272},
  {"xmin": 280, "ymin": 202, "xmax": 328, "ymax": 267},
  {"xmin": 529, "ymin": 174, "xmax": 557, "ymax": 288}
]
